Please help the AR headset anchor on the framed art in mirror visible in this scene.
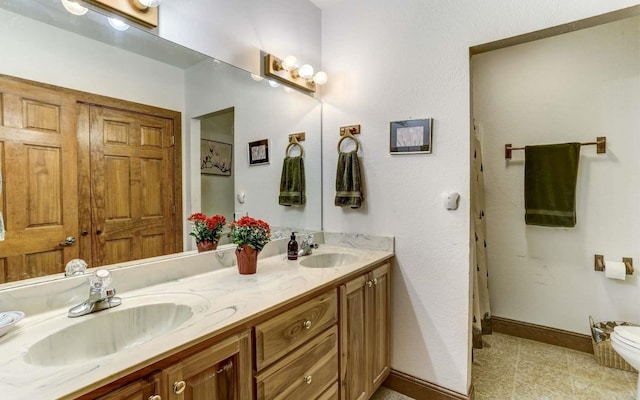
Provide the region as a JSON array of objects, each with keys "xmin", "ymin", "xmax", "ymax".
[
  {"xmin": 248, "ymin": 139, "xmax": 270, "ymax": 166},
  {"xmin": 201, "ymin": 139, "xmax": 232, "ymax": 176}
]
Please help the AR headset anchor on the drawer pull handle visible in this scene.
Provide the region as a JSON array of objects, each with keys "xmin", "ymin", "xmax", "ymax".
[
  {"xmin": 303, "ymin": 320, "xmax": 312, "ymax": 330},
  {"xmin": 173, "ymin": 381, "xmax": 186, "ymax": 395},
  {"xmin": 304, "ymin": 375, "xmax": 312, "ymax": 384},
  {"xmin": 148, "ymin": 396, "xmax": 162, "ymax": 400},
  {"xmin": 367, "ymin": 280, "xmax": 373, "ymax": 288}
]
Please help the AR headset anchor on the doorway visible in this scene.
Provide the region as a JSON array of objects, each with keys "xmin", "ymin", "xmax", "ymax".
[{"xmin": 199, "ymin": 108, "xmax": 235, "ymax": 245}]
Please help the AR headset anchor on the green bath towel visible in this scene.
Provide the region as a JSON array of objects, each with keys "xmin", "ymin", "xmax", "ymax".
[
  {"xmin": 524, "ymin": 143, "xmax": 581, "ymax": 227},
  {"xmin": 335, "ymin": 150, "xmax": 363, "ymax": 209},
  {"xmin": 279, "ymin": 156, "xmax": 306, "ymax": 206}
]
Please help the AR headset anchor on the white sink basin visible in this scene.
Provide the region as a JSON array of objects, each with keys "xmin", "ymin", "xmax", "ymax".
[
  {"xmin": 299, "ymin": 252, "xmax": 361, "ymax": 268},
  {"xmin": 24, "ymin": 293, "xmax": 211, "ymax": 366}
]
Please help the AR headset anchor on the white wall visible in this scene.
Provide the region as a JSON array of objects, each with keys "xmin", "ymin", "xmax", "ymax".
[
  {"xmin": 158, "ymin": 0, "xmax": 321, "ymax": 76},
  {"xmin": 0, "ymin": 8, "xmax": 184, "ymax": 112},
  {"xmin": 473, "ymin": 16, "xmax": 640, "ymax": 334},
  {"xmin": 319, "ymin": 0, "xmax": 639, "ymax": 395}
]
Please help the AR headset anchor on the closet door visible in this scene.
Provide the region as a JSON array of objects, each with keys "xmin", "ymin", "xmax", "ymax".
[
  {"xmin": 81, "ymin": 104, "xmax": 176, "ymax": 266},
  {"xmin": 0, "ymin": 76, "xmax": 79, "ymax": 282}
]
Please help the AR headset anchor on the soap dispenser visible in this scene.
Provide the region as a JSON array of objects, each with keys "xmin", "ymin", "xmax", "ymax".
[{"xmin": 288, "ymin": 232, "xmax": 299, "ymax": 260}]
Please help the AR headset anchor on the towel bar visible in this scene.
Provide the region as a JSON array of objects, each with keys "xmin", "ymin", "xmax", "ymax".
[{"xmin": 505, "ymin": 137, "xmax": 606, "ymax": 160}]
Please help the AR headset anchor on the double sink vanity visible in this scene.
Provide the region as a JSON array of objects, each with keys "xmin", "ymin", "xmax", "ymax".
[{"xmin": 0, "ymin": 232, "xmax": 394, "ymax": 400}]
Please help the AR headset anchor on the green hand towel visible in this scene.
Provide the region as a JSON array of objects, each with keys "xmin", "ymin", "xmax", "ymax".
[
  {"xmin": 335, "ymin": 150, "xmax": 363, "ymax": 209},
  {"xmin": 279, "ymin": 156, "xmax": 306, "ymax": 206},
  {"xmin": 525, "ymin": 143, "xmax": 581, "ymax": 227}
]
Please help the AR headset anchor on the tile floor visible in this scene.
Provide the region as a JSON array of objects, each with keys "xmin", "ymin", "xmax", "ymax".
[
  {"xmin": 473, "ymin": 332, "xmax": 638, "ymax": 400},
  {"xmin": 370, "ymin": 332, "xmax": 639, "ymax": 399}
]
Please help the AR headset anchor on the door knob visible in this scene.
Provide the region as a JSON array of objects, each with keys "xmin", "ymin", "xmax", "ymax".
[{"xmin": 59, "ymin": 236, "xmax": 76, "ymax": 246}]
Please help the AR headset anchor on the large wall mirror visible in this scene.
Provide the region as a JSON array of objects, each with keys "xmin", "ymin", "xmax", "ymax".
[{"xmin": 0, "ymin": 0, "xmax": 322, "ymax": 287}]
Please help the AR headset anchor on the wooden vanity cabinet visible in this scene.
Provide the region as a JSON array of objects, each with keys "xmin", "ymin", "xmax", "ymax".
[
  {"xmin": 254, "ymin": 291, "xmax": 339, "ymax": 400},
  {"xmin": 162, "ymin": 332, "xmax": 252, "ymax": 400},
  {"xmin": 340, "ymin": 263, "xmax": 390, "ymax": 400},
  {"xmin": 94, "ymin": 331, "xmax": 252, "ymax": 400},
  {"xmin": 96, "ymin": 373, "xmax": 161, "ymax": 400}
]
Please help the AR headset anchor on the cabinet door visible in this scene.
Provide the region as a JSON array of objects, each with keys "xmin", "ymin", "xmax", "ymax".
[
  {"xmin": 96, "ymin": 373, "xmax": 161, "ymax": 400},
  {"xmin": 0, "ymin": 76, "xmax": 79, "ymax": 283},
  {"xmin": 339, "ymin": 275, "xmax": 368, "ymax": 400},
  {"xmin": 163, "ymin": 331, "xmax": 252, "ymax": 400},
  {"xmin": 368, "ymin": 263, "xmax": 390, "ymax": 392}
]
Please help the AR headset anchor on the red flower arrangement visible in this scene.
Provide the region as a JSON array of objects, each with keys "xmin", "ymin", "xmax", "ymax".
[
  {"xmin": 187, "ymin": 213, "xmax": 226, "ymax": 244},
  {"xmin": 229, "ymin": 216, "xmax": 271, "ymax": 252}
]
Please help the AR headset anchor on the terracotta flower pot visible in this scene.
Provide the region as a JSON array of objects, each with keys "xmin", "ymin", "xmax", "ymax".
[
  {"xmin": 196, "ymin": 240, "xmax": 218, "ymax": 252},
  {"xmin": 236, "ymin": 245, "xmax": 259, "ymax": 275}
]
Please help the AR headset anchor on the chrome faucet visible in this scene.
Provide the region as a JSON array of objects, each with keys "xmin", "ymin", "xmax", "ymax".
[
  {"xmin": 68, "ymin": 269, "xmax": 122, "ymax": 318},
  {"xmin": 297, "ymin": 234, "xmax": 319, "ymax": 256}
]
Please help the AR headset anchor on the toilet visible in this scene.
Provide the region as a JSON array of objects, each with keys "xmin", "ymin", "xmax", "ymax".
[{"xmin": 611, "ymin": 325, "xmax": 640, "ymax": 399}]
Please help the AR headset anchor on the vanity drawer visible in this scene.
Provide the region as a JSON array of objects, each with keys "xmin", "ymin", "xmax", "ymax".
[
  {"xmin": 256, "ymin": 326, "xmax": 338, "ymax": 400},
  {"xmin": 255, "ymin": 290, "xmax": 337, "ymax": 370},
  {"xmin": 317, "ymin": 381, "xmax": 339, "ymax": 400}
]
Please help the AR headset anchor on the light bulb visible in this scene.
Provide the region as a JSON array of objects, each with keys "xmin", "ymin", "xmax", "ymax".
[
  {"xmin": 108, "ymin": 17, "xmax": 130, "ymax": 31},
  {"xmin": 281, "ymin": 56, "xmax": 299, "ymax": 72},
  {"xmin": 268, "ymin": 80, "xmax": 280, "ymax": 88},
  {"xmin": 61, "ymin": 0, "xmax": 88, "ymax": 16},
  {"xmin": 298, "ymin": 64, "xmax": 314, "ymax": 79},
  {"xmin": 313, "ymin": 71, "xmax": 328, "ymax": 85},
  {"xmin": 139, "ymin": 0, "xmax": 162, "ymax": 6}
]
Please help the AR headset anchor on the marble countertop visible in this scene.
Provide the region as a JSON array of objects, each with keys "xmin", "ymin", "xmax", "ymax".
[{"xmin": 0, "ymin": 242, "xmax": 393, "ymax": 399}]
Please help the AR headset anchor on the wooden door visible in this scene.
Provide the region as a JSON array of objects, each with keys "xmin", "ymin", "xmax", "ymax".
[
  {"xmin": 368, "ymin": 263, "xmax": 390, "ymax": 392},
  {"xmin": 339, "ymin": 275, "xmax": 368, "ymax": 400},
  {"xmin": 81, "ymin": 104, "xmax": 176, "ymax": 266},
  {"xmin": 0, "ymin": 76, "xmax": 79, "ymax": 283},
  {"xmin": 163, "ymin": 332, "xmax": 252, "ymax": 400},
  {"xmin": 96, "ymin": 373, "xmax": 161, "ymax": 400}
]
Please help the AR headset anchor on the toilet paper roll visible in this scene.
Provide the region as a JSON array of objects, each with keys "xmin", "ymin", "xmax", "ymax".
[{"xmin": 605, "ymin": 260, "xmax": 627, "ymax": 280}]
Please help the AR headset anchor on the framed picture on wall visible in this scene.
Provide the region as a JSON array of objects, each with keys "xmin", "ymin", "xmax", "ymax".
[
  {"xmin": 390, "ymin": 118, "xmax": 433, "ymax": 154},
  {"xmin": 200, "ymin": 139, "xmax": 232, "ymax": 176},
  {"xmin": 248, "ymin": 139, "xmax": 270, "ymax": 166}
]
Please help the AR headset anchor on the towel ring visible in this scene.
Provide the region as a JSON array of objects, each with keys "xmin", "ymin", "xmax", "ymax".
[
  {"xmin": 286, "ymin": 141, "xmax": 304, "ymax": 157},
  {"xmin": 337, "ymin": 134, "xmax": 359, "ymax": 153}
]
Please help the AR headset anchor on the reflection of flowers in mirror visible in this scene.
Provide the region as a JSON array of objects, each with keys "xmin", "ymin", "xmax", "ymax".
[{"xmin": 187, "ymin": 213, "xmax": 226, "ymax": 244}]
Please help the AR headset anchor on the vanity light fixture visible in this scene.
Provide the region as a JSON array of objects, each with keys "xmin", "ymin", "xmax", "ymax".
[
  {"xmin": 83, "ymin": 0, "xmax": 159, "ymax": 27},
  {"xmin": 264, "ymin": 53, "xmax": 328, "ymax": 93},
  {"xmin": 61, "ymin": 0, "xmax": 89, "ymax": 16},
  {"xmin": 131, "ymin": 0, "xmax": 162, "ymax": 10}
]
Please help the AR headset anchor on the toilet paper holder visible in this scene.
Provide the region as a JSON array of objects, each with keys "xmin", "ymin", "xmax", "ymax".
[{"xmin": 594, "ymin": 254, "xmax": 634, "ymax": 275}]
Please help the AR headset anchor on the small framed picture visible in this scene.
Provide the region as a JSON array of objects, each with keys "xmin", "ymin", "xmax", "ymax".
[
  {"xmin": 390, "ymin": 118, "xmax": 433, "ymax": 154},
  {"xmin": 248, "ymin": 139, "xmax": 270, "ymax": 165},
  {"xmin": 200, "ymin": 139, "xmax": 232, "ymax": 176}
]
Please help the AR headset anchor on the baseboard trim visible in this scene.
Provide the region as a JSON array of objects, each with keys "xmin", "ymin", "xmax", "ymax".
[
  {"xmin": 383, "ymin": 369, "xmax": 473, "ymax": 400},
  {"xmin": 492, "ymin": 316, "xmax": 593, "ymax": 354}
]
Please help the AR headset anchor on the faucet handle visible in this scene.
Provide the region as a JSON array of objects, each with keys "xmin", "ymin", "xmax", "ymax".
[
  {"xmin": 89, "ymin": 269, "xmax": 112, "ymax": 290},
  {"xmin": 65, "ymin": 259, "xmax": 88, "ymax": 277}
]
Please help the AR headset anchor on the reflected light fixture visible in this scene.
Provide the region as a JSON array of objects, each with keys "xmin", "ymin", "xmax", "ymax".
[
  {"xmin": 61, "ymin": 0, "xmax": 88, "ymax": 16},
  {"xmin": 108, "ymin": 17, "xmax": 130, "ymax": 31},
  {"xmin": 264, "ymin": 53, "xmax": 328, "ymax": 93},
  {"xmin": 131, "ymin": 0, "xmax": 162, "ymax": 9}
]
